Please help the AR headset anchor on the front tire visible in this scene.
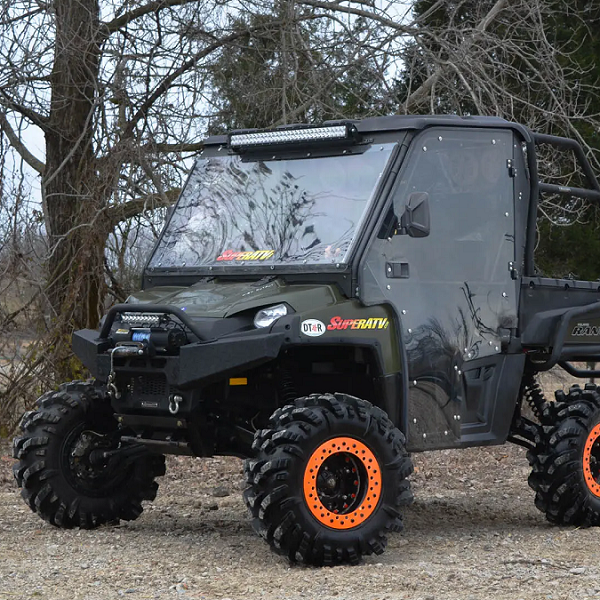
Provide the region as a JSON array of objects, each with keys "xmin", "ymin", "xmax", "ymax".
[
  {"xmin": 528, "ymin": 384, "xmax": 600, "ymax": 525},
  {"xmin": 13, "ymin": 381, "xmax": 165, "ymax": 528},
  {"xmin": 244, "ymin": 393, "xmax": 413, "ymax": 566}
]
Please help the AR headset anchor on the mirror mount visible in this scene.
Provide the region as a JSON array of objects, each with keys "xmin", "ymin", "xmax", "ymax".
[
  {"xmin": 398, "ymin": 192, "xmax": 430, "ymax": 238},
  {"xmin": 378, "ymin": 207, "xmax": 399, "ymax": 239}
]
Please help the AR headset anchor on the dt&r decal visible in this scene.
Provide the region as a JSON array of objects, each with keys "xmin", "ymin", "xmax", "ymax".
[{"xmin": 301, "ymin": 319, "xmax": 326, "ymax": 337}]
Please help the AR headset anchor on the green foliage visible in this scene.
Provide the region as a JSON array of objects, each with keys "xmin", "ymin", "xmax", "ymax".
[
  {"xmin": 537, "ymin": 1, "xmax": 600, "ymax": 278},
  {"xmin": 536, "ymin": 207, "xmax": 600, "ymax": 280}
]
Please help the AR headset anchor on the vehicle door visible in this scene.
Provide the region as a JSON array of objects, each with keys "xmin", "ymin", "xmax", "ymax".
[{"xmin": 359, "ymin": 127, "xmax": 519, "ymax": 450}]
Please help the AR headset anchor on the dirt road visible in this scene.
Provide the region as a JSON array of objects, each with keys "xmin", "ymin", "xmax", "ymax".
[{"xmin": 1, "ymin": 438, "xmax": 599, "ymax": 600}]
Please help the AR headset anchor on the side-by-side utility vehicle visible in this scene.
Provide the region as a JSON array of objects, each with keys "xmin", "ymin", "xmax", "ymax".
[{"xmin": 13, "ymin": 115, "xmax": 600, "ymax": 565}]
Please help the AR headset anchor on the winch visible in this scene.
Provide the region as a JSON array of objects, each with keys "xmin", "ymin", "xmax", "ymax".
[{"xmin": 110, "ymin": 326, "xmax": 187, "ymax": 354}]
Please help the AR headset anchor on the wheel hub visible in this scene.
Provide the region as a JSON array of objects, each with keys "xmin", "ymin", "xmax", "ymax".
[
  {"xmin": 67, "ymin": 430, "xmax": 122, "ymax": 491},
  {"xmin": 303, "ymin": 437, "xmax": 382, "ymax": 530},
  {"xmin": 316, "ymin": 456, "xmax": 364, "ymax": 514}
]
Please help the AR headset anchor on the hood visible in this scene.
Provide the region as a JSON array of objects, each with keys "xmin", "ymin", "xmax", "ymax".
[{"xmin": 127, "ymin": 278, "xmax": 339, "ymax": 318}]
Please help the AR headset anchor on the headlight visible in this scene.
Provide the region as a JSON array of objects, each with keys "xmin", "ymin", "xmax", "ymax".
[{"xmin": 254, "ymin": 304, "xmax": 288, "ymax": 328}]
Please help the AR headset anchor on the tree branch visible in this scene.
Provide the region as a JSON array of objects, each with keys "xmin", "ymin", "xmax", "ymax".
[
  {"xmin": 476, "ymin": 0, "xmax": 508, "ymax": 32},
  {"xmin": 100, "ymin": 0, "xmax": 203, "ymax": 39},
  {"xmin": 0, "ymin": 291, "xmax": 40, "ymax": 330},
  {"xmin": 0, "ymin": 6, "xmax": 47, "ymax": 26},
  {"xmin": 103, "ymin": 256, "xmax": 127, "ymax": 303},
  {"xmin": 0, "ymin": 113, "xmax": 45, "ymax": 174},
  {"xmin": 404, "ymin": 0, "xmax": 508, "ymax": 111},
  {"xmin": 120, "ymin": 28, "xmax": 264, "ymax": 140},
  {"xmin": 104, "ymin": 188, "xmax": 180, "ymax": 229},
  {"xmin": 298, "ymin": 0, "xmax": 417, "ymax": 35},
  {"xmin": 143, "ymin": 141, "xmax": 205, "ymax": 154},
  {"xmin": 0, "ymin": 91, "xmax": 49, "ymax": 130}
]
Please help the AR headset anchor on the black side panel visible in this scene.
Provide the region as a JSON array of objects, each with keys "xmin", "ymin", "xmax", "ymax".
[
  {"xmin": 520, "ymin": 277, "xmax": 600, "ymax": 346},
  {"xmin": 407, "ymin": 353, "xmax": 525, "ymax": 450},
  {"xmin": 460, "ymin": 353, "xmax": 525, "ymax": 447}
]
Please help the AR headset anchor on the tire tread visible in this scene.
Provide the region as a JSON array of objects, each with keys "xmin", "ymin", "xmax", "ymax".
[
  {"xmin": 244, "ymin": 392, "xmax": 413, "ymax": 566},
  {"xmin": 13, "ymin": 380, "xmax": 166, "ymax": 529},
  {"xmin": 528, "ymin": 387, "xmax": 600, "ymax": 526}
]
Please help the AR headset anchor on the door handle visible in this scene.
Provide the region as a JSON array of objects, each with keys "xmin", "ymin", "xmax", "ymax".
[{"xmin": 386, "ymin": 262, "xmax": 410, "ymax": 278}]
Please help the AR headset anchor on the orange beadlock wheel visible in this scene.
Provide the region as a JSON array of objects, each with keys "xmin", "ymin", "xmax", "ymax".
[
  {"xmin": 303, "ymin": 437, "xmax": 382, "ymax": 530},
  {"xmin": 583, "ymin": 423, "xmax": 600, "ymax": 498}
]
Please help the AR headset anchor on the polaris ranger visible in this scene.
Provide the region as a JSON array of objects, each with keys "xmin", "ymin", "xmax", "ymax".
[{"xmin": 13, "ymin": 115, "xmax": 600, "ymax": 566}]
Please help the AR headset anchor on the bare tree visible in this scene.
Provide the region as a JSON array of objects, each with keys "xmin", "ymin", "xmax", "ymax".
[
  {"xmin": 0, "ymin": 0, "xmax": 302, "ymax": 378},
  {"xmin": 0, "ymin": 137, "xmax": 49, "ymax": 433}
]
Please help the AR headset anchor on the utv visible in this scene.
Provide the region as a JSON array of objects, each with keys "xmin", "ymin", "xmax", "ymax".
[{"xmin": 13, "ymin": 116, "xmax": 600, "ymax": 566}]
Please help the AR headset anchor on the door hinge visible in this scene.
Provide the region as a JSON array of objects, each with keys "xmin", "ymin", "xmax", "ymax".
[{"xmin": 507, "ymin": 159, "xmax": 517, "ymax": 178}]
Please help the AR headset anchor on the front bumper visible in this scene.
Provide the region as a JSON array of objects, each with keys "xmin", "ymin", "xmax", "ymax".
[{"xmin": 72, "ymin": 324, "xmax": 288, "ymax": 388}]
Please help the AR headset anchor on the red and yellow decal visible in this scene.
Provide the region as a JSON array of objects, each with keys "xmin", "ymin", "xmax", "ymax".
[
  {"xmin": 327, "ymin": 316, "xmax": 389, "ymax": 331},
  {"xmin": 216, "ymin": 249, "xmax": 275, "ymax": 261}
]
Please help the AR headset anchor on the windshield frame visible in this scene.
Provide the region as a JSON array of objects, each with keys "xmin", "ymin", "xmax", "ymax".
[{"xmin": 144, "ymin": 137, "xmax": 402, "ymax": 280}]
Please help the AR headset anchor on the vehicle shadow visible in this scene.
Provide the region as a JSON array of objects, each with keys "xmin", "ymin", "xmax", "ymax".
[{"xmin": 402, "ymin": 490, "xmax": 547, "ymax": 535}]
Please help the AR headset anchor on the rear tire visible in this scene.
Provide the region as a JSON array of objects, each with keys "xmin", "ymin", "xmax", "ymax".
[
  {"xmin": 244, "ymin": 393, "xmax": 413, "ymax": 566},
  {"xmin": 13, "ymin": 381, "xmax": 165, "ymax": 528},
  {"xmin": 528, "ymin": 384, "xmax": 600, "ymax": 525}
]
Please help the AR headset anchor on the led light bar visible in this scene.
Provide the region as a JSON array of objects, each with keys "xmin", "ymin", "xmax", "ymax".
[
  {"xmin": 229, "ymin": 125, "xmax": 353, "ymax": 149},
  {"xmin": 120, "ymin": 312, "xmax": 162, "ymax": 325}
]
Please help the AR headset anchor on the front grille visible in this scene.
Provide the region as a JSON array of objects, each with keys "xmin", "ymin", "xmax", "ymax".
[{"xmin": 132, "ymin": 375, "xmax": 167, "ymax": 397}]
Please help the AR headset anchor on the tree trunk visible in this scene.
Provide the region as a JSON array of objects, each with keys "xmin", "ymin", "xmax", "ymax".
[{"xmin": 42, "ymin": 0, "xmax": 108, "ymax": 378}]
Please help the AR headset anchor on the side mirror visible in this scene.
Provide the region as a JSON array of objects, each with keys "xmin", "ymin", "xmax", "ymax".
[{"xmin": 399, "ymin": 192, "xmax": 430, "ymax": 238}]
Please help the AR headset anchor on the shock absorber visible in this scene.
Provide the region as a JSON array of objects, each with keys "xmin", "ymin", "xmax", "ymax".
[
  {"xmin": 277, "ymin": 366, "xmax": 299, "ymax": 405},
  {"xmin": 520, "ymin": 371, "xmax": 549, "ymax": 423}
]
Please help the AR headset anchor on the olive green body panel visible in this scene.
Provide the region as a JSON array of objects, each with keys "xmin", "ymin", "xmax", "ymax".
[
  {"xmin": 130, "ymin": 279, "xmax": 402, "ymax": 375},
  {"xmin": 291, "ymin": 299, "xmax": 401, "ymax": 375},
  {"xmin": 129, "ymin": 279, "xmax": 337, "ymax": 318}
]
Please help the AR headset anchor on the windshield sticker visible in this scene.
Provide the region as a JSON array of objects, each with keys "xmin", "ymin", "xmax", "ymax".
[
  {"xmin": 216, "ymin": 249, "xmax": 275, "ymax": 262},
  {"xmin": 327, "ymin": 316, "xmax": 389, "ymax": 331},
  {"xmin": 301, "ymin": 319, "xmax": 326, "ymax": 337}
]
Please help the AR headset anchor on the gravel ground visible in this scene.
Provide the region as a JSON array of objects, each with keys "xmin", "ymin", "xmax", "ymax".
[{"xmin": 2, "ymin": 436, "xmax": 600, "ymax": 600}]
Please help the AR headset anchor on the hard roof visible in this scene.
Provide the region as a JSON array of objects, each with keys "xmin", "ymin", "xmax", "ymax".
[
  {"xmin": 203, "ymin": 114, "xmax": 527, "ymax": 146},
  {"xmin": 328, "ymin": 114, "xmax": 510, "ymax": 133}
]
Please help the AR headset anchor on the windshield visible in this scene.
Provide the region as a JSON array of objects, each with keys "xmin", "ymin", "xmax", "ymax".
[{"xmin": 148, "ymin": 143, "xmax": 396, "ymax": 269}]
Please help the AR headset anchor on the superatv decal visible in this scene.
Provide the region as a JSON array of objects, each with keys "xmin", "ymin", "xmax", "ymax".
[
  {"xmin": 301, "ymin": 319, "xmax": 326, "ymax": 337},
  {"xmin": 216, "ymin": 249, "xmax": 275, "ymax": 261},
  {"xmin": 327, "ymin": 316, "xmax": 389, "ymax": 331}
]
